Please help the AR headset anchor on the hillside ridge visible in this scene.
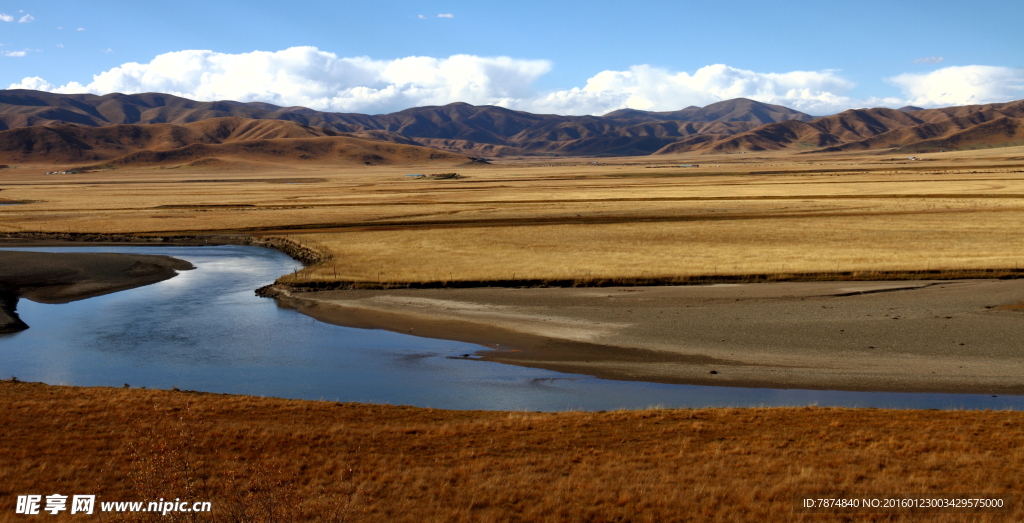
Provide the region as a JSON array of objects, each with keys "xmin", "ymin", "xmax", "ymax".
[{"xmin": 2, "ymin": 89, "xmax": 1023, "ymax": 156}]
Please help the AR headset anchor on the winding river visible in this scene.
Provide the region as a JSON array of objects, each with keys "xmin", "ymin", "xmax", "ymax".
[{"xmin": 1, "ymin": 245, "xmax": 1021, "ymax": 411}]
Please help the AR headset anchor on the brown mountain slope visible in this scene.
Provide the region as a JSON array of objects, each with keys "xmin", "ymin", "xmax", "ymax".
[
  {"xmin": 904, "ymin": 100, "xmax": 1024, "ymax": 122},
  {"xmin": 898, "ymin": 117, "xmax": 1024, "ymax": 153},
  {"xmin": 815, "ymin": 115, "xmax": 999, "ymax": 153},
  {"xmin": 654, "ymin": 120, "xmax": 842, "ymax": 154},
  {"xmin": 95, "ymin": 136, "xmax": 465, "ymax": 169},
  {"xmin": 4, "ymin": 89, "xmax": 1024, "ymax": 156},
  {"xmin": 0, "ymin": 90, "xmax": 813, "ymax": 156},
  {"xmin": 603, "ymin": 98, "xmax": 814, "ymax": 125},
  {"xmin": 805, "ymin": 108, "xmax": 924, "ymax": 141},
  {"xmin": 654, "ymin": 100, "xmax": 1024, "ymax": 155},
  {"xmin": 0, "ymin": 117, "xmax": 467, "ymax": 167}
]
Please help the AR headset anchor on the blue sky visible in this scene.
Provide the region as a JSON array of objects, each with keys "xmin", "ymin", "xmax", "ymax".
[{"xmin": 2, "ymin": 0, "xmax": 1022, "ymax": 115}]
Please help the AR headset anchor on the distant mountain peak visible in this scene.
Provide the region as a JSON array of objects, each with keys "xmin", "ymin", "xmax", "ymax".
[{"xmin": 603, "ymin": 98, "xmax": 813, "ymax": 126}]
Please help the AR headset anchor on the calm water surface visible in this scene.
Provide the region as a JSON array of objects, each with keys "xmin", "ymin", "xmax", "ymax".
[{"xmin": 1, "ymin": 245, "xmax": 1021, "ymax": 411}]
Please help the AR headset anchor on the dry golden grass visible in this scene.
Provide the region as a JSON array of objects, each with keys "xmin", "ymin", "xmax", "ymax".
[
  {"xmin": 2, "ymin": 147, "xmax": 1024, "ymax": 284},
  {"xmin": 1, "ymin": 380, "xmax": 1021, "ymax": 522},
  {"xmin": 285, "ymin": 210, "xmax": 1024, "ymax": 284}
]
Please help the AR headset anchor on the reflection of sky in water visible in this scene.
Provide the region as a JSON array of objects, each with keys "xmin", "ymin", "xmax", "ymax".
[{"xmin": 1, "ymin": 245, "xmax": 1023, "ymax": 411}]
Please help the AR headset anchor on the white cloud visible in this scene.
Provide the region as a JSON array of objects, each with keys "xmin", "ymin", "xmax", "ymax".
[
  {"xmin": 0, "ymin": 13, "xmax": 13, "ymax": 22},
  {"xmin": 536, "ymin": 64, "xmax": 867, "ymax": 115},
  {"xmin": 888, "ymin": 65, "xmax": 1024, "ymax": 107},
  {"xmin": 77, "ymin": 27, "xmax": 84, "ymax": 31},
  {"xmin": 18, "ymin": 13, "xmax": 34, "ymax": 23},
  {"xmin": 10, "ymin": 76, "xmax": 57, "ymax": 89},
  {"xmin": 437, "ymin": 13, "xmax": 454, "ymax": 18},
  {"xmin": 10, "ymin": 46, "xmax": 1022, "ymax": 116},
  {"xmin": 417, "ymin": 14, "xmax": 425, "ymax": 19},
  {"xmin": 55, "ymin": 43, "xmax": 63, "ymax": 48},
  {"xmin": 9, "ymin": 47, "xmax": 553, "ymax": 114},
  {"xmin": 4, "ymin": 50, "xmax": 27, "ymax": 57},
  {"xmin": 913, "ymin": 56, "xmax": 944, "ymax": 64}
]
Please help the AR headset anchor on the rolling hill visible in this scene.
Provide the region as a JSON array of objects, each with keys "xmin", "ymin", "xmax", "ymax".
[
  {"xmin": 0, "ymin": 90, "xmax": 812, "ymax": 156},
  {"xmin": 0, "ymin": 117, "xmax": 468, "ymax": 167},
  {"xmin": 2, "ymin": 89, "xmax": 1023, "ymax": 157},
  {"xmin": 653, "ymin": 101, "xmax": 1024, "ymax": 155}
]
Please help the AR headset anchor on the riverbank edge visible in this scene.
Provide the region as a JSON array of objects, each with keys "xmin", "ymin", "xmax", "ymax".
[
  {"xmin": 0, "ymin": 232, "xmax": 327, "ymax": 332},
  {"xmin": 0, "ymin": 231, "xmax": 329, "ymax": 266},
  {"xmin": 0, "ymin": 250, "xmax": 196, "ymax": 333},
  {"xmin": 6, "ymin": 233, "xmax": 1022, "ymax": 396},
  {"xmin": 0, "ymin": 291, "xmax": 28, "ymax": 332},
  {"xmin": 272, "ymin": 268, "xmax": 1024, "ymax": 291},
  {"xmin": 255, "ymin": 283, "xmax": 1024, "ymax": 396}
]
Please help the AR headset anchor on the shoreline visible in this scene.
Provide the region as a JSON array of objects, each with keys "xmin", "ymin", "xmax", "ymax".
[
  {"xmin": 6, "ymin": 235, "xmax": 1023, "ymax": 396},
  {"xmin": 0, "ymin": 249, "xmax": 195, "ymax": 332},
  {"xmin": 262, "ymin": 280, "xmax": 1024, "ymax": 395},
  {"xmin": 274, "ymin": 268, "xmax": 1024, "ymax": 290},
  {"xmin": 0, "ymin": 231, "xmax": 328, "ymax": 265},
  {"xmin": 0, "ymin": 232, "xmax": 326, "ymax": 333}
]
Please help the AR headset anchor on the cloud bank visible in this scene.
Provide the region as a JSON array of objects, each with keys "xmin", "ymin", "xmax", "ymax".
[
  {"xmin": 9, "ymin": 47, "xmax": 1024, "ymax": 115},
  {"xmin": 888, "ymin": 66, "xmax": 1024, "ymax": 108},
  {"xmin": 11, "ymin": 48, "xmax": 552, "ymax": 113},
  {"xmin": 531, "ymin": 64, "xmax": 864, "ymax": 116}
]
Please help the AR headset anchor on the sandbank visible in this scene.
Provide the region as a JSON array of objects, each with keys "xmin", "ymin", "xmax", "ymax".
[
  {"xmin": 264, "ymin": 280, "xmax": 1024, "ymax": 394},
  {"xmin": 0, "ymin": 249, "xmax": 194, "ymax": 332}
]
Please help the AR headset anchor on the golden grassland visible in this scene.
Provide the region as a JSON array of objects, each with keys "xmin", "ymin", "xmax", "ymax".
[
  {"xmin": 285, "ymin": 211, "xmax": 1024, "ymax": 284},
  {"xmin": 1, "ymin": 147, "xmax": 1023, "ymax": 285},
  {"xmin": 4, "ymin": 151, "xmax": 1024, "ymax": 522},
  {"xmin": 1, "ymin": 380, "xmax": 1021, "ymax": 522}
]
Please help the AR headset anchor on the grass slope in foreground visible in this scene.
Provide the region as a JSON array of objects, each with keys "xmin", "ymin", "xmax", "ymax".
[{"xmin": 0, "ymin": 380, "xmax": 1021, "ymax": 522}]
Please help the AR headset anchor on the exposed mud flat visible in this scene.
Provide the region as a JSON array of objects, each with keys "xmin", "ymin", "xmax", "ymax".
[
  {"xmin": 264, "ymin": 280, "xmax": 1024, "ymax": 394},
  {"xmin": 0, "ymin": 250, "xmax": 193, "ymax": 332}
]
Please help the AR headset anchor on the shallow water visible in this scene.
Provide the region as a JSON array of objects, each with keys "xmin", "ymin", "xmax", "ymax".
[{"xmin": 1, "ymin": 245, "xmax": 1021, "ymax": 411}]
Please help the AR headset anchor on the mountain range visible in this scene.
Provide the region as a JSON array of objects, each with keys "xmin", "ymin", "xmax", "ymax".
[
  {"xmin": 1, "ymin": 89, "xmax": 1023, "ymax": 165},
  {"xmin": 0, "ymin": 117, "xmax": 467, "ymax": 167}
]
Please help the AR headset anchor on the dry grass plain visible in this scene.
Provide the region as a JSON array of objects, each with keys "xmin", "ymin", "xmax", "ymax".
[
  {"xmin": 1, "ymin": 380, "xmax": 1022, "ymax": 523},
  {"xmin": 4, "ymin": 148, "xmax": 1024, "ymax": 522},
  {"xmin": 2, "ymin": 147, "xmax": 1024, "ymax": 285}
]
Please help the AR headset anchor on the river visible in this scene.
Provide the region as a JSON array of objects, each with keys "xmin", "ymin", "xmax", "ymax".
[{"xmin": 1, "ymin": 245, "xmax": 1020, "ymax": 411}]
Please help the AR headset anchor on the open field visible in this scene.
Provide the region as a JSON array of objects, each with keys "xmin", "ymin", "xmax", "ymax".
[
  {"xmin": 1, "ymin": 380, "xmax": 1022, "ymax": 522},
  {"xmin": 3, "ymin": 142, "xmax": 1024, "ymax": 522},
  {"xmin": 1, "ymin": 147, "xmax": 1024, "ymax": 285}
]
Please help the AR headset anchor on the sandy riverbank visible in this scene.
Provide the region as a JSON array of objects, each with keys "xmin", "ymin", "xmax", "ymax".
[
  {"xmin": 0, "ymin": 249, "xmax": 194, "ymax": 332},
  {"xmin": 263, "ymin": 280, "xmax": 1024, "ymax": 394}
]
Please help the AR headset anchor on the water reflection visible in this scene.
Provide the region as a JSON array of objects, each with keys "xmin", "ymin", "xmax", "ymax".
[{"xmin": 1, "ymin": 245, "xmax": 1022, "ymax": 411}]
